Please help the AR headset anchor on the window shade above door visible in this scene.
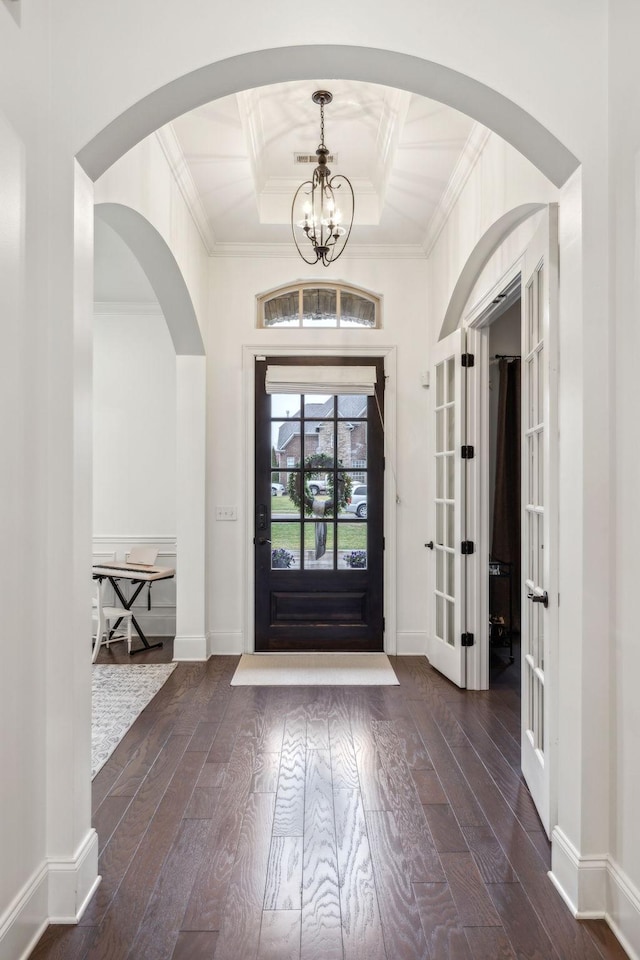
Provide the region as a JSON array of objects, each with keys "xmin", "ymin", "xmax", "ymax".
[{"xmin": 265, "ymin": 365, "xmax": 377, "ymax": 396}]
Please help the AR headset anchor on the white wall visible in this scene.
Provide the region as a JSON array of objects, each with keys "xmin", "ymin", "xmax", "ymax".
[
  {"xmin": 93, "ymin": 306, "xmax": 176, "ymax": 535},
  {"xmin": 207, "ymin": 254, "xmax": 429, "ymax": 655},
  {"xmin": 608, "ymin": 3, "xmax": 640, "ymax": 952}
]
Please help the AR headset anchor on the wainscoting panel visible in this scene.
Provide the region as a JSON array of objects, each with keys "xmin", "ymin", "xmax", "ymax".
[{"xmin": 93, "ymin": 537, "xmax": 177, "ymax": 636}]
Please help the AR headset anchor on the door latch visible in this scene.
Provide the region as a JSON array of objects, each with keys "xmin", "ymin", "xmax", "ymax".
[{"xmin": 527, "ymin": 590, "xmax": 549, "ymax": 608}]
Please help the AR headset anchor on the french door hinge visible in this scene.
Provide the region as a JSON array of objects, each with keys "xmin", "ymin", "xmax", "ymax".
[
  {"xmin": 461, "ymin": 353, "xmax": 475, "ymax": 368},
  {"xmin": 461, "ymin": 540, "xmax": 475, "ymax": 555},
  {"xmin": 383, "ymin": 617, "xmax": 386, "ymax": 633},
  {"xmin": 461, "ymin": 445, "xmax": 474, "ymax": 459},
  {"xmin": 461, "ymin": 632, "xmax": 474, "ymax": 647}
]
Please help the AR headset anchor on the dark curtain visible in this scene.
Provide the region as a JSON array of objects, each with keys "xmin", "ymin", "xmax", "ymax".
[{"xmin": 491, "ymin": 359, "xmax": 521, "ymax": 632}]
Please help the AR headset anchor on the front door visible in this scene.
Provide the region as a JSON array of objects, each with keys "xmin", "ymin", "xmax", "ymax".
[{"xmin": 254, "ymin": 356, "xmax": 385, "ymax": 652}]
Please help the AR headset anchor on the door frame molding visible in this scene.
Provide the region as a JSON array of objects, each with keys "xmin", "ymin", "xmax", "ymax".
[
  {"xmin": 242, "ymin": 343, "xmax": 398, "ymax": 654},
  {"xmin": 465, "ymin": 258, "xmax": 524, "ymax": 690}
]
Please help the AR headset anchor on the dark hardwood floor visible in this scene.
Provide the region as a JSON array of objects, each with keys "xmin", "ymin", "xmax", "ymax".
[{"xmin": 30, "ymin": 645, "xmax": 628, "ymax": 960}]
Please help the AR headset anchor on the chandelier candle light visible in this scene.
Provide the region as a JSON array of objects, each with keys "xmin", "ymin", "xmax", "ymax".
[{"xmin": 291, "ymin": 91, "xmax": 355, "ymax": 266}]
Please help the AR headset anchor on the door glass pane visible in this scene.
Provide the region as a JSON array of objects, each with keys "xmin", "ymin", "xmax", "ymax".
[
  {"xmin": 436, "ymin": 457, "xmax": 444, "ymax": 499},
  {"xmin": 436, "ymin": 595, "xmax": 444, "ymax": 640},
  {"xmin": 336, "ymin": 422, "xmax": 367, "ymax": 474},
  {"xmin": 446, "ymin": 599, "xmax": 455, "ymax": 646},
  {"xmin": 446, "ymin": 357, "xmax": 455, "ymax": 403},
  {"xmin": 446, "ymin": 551, "xmax": 455, "ymax": 598},
  {"xmin": 446, "ymin": 503, "xmax": 454, "ymax": 548},
  {"xmin": 446, "ymin": 453, "xmax": 455, "ymax": 499},
  {"xmin": 436, "ymin": 502, "xmax": 444, "ymax": 546},
  {"xmin": 436, "ymin": 550, "xmax": 444, "ymax": 592},
  {"xmin": 271, "ymin": 397, "xmax": 300, "ymax": 418},
  {"xmin": 436, "ymin": 363, "xmax": 444, "ymax": 407},
  {"xmin": 538, "ymin": 432, "xmax": 544, "ymax": 506},
  {"xmin": 436, "ymin": 408, "xmax": 444, "ymax": 454},
  {"xmin": 271, "ymin": 472, "xmax": 297, "ymax": 518},
  {"xmin": 337, "ymin": 395, "xmax": 367, "ymax": 417},
  {"xmin": 338, "ymin": 477, "xmax": 367, "ymax": 519},
  {"xmin": 304, "ymin": 422, "xmax": 335, "ymax": 463},
  {"xmin": 338, "ymin": 524, "xmax": 367, "ymax": 569},
  {"xmin": 537, "ymin": 346, "xmax": 544, "ymax": 424},
  {"xmin": 271, "ymin": 522, "xmax": 299, "ymax": 569},
  {"xmin": 304, "ymin": 522, "xmax": 335, "ymax": 569},
  {"xmin": 303, "ymin": 394, "xmax": 333, "ymax": 415},
  {"xmin": 446, "ymin": 405, "xmax": 455, "ymax": 451}
]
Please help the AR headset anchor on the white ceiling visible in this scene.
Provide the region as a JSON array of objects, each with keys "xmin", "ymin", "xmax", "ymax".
[
  {"xmin": 169, "ymin": 79, "xmax": 480, "ymax": 254},
  {"xmin": 95, "ymin": 79, "xmax": 484, "ymax": 300}
]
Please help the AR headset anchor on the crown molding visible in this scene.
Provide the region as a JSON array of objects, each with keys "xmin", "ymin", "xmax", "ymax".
[
  {"xmin": 211, "ymin": 241, "xmax": 426, "ymax": 260},
  {"xmin": 155, "ymin": 125, "xmax": 216, "ymax": 255},
  {"xmin": 422, "ymin": 123, "xmax": 492, "ymax": 257},
  {"xmin": 94, "ymin": 300, "xmax": 164, "ymax": 316}
]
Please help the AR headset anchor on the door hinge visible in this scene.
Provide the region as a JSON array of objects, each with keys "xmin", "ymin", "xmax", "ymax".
[
  {"xmin": 461, "ymin": 353, "xmax": 475, "ymax": 367},
  {"xmin": 461, "ymin": 540, "xmax": 475, "ymax": 555},
  {"xmin": 461, "ymin": 445, "xmax": 475, "ymax": 459},
  {"xmin": 461, "ymin": 632, "xmax": 474, "ymax": 647},
  {"xmin": 383, "ymin": 617, "xmax": 386, "ymax": 633}
]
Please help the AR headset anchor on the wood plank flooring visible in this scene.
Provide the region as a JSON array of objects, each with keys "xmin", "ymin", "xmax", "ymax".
[{"xmin": 30, "ymin": 648, "xmax": 629, "ymax": 960}]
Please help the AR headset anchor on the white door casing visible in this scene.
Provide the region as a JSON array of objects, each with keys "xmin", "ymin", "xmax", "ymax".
[{"xmin": 520, "ymin": 205, "xmax": 559, "ymax": 837}]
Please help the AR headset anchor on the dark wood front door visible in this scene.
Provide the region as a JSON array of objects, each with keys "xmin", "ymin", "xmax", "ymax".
[{"xmin": 255, "ymin": 356, "xmax": 384, "ymax": 652}]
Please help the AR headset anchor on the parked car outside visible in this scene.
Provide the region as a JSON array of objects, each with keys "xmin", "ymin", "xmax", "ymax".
[
  {"xmin": 307, "ymin": 475, "xmax": 329, "ymax": 496},
  {"xmin": 346, "ymin": 484, "xmax": 367, "ymax": 518},
  {"xmin": 271, "ymin": 482, "xmax": 285, "ymax": 496}
]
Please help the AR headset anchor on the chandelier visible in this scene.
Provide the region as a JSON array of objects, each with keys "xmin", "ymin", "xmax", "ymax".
[{"xmin": 291, "ymin": 91, "xmax": 355, "ymax": 267}]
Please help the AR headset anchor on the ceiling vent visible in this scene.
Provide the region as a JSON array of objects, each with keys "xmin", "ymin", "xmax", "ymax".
[{"xmin": 294, "ymin": 152, "xmax": 337, "ymax": 165}]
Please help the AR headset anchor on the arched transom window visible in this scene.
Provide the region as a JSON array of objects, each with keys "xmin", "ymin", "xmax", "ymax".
[{"xmin": 257, "ymin": 282, "xmax": 381, "ymax": 329}]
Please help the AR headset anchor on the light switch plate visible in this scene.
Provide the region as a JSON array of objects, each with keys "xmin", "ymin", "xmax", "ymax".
[{"xmin": 215, "ymin": 506, "xmax": 237, "ymax": 521}]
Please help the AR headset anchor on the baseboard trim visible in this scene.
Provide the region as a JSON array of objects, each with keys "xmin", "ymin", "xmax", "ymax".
[
  {"xmin": 208, "ymin": 631, "xmax": 243, "ymax": 655},
  {"xmin": 0, "ymin": 830, "xmax": 99, "ymax": 960},
  {"xmin": 48, "ymin": 828, "xmax": 100, "ymax": 923},
  {"xmin": 607, "ymin": 858, "xmax": 640, "ymax": 960},
  {"xmin": 396, "ymin": 632, "xmax": 428, "ymax": 655},
  {"xmin": 0, "ymin": 862, "xmax": 48, "ymax": 960},
  {"xmin": 173, "ymin": 634, "xmax": 208, "ymax": 660},
  {"xmin": 550, "ymin": 828, "xmax": 640, "ymax": 958}
]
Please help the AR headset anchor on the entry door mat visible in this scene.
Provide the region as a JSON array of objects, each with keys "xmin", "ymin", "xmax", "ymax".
[
  {"xmin": 92, "ymin": 663, "xmax": 177, "ymax": 778},
  {"xmin": 230, "ymin": 653, "xmax": 399, "ymax": 686}
]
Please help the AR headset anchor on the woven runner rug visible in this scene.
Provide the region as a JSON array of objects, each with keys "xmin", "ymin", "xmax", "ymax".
[
  {"xmin": 230, "ymin": 653, "xmax": 399, "ymax": 686},
  {"xmin": 92, "ymin": 663, "xmax": 176, "ymax": 778}
]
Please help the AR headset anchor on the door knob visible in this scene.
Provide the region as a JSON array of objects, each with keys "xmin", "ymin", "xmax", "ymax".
[
  {"xmin": 258, "ymin": 538, "xmax": 271, "ymax": 545},
  {"xmin": 527, "ymin": 590, "xmax": 549, "ymax": 608},
  {"xmin": 425, "ymin": 541, "xmax": 434, "ymax": 550}
]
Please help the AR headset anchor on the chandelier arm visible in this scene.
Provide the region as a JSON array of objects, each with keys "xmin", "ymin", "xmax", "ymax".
[
  {"xmin": 323, "ymin": 175, "xmax": 355, "ymax": 265},
  {"xmin": 291, "ymin": 181, "xmax": 322, "ymax": 265}
]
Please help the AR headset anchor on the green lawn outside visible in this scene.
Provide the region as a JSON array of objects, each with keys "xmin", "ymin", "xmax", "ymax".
[{"xmin": 271, "ymin": 495, "xmax": 366, "ymax": 552}]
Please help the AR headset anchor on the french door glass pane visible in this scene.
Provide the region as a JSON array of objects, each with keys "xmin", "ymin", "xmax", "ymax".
[
  {"xmin": 304, "ymin": 522, "xmax": 335, "ymax": 569},
  {"xmin": 271, "ymin": 522, "xmax": 300, "ymax": 569}
]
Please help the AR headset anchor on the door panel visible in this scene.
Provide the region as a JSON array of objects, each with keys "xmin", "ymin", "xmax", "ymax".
[
  {"xmin": 520, "ymin": 206, "xmax": 558, "ymax": 837},
  {"xmin": 255, "ymin": 356, "xmax": 384, "ymax": 652},
  {"xmin": 428, "ymin": 329, "xmax": 466, "ymax": 687}
]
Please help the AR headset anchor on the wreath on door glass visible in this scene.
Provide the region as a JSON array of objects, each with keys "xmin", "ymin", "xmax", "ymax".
[{"xmin": 287, "ymin": 452, "xmax": 353, "ymax": 517}]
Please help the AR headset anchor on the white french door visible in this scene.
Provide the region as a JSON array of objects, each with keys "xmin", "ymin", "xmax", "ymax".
[
  {"xmin": 428, "ymin": 328, "xmax": 479, "ymax": 688},
  {"xmin": 520, "ymin": 206, "xmax": 558, "ymax": 837}
]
